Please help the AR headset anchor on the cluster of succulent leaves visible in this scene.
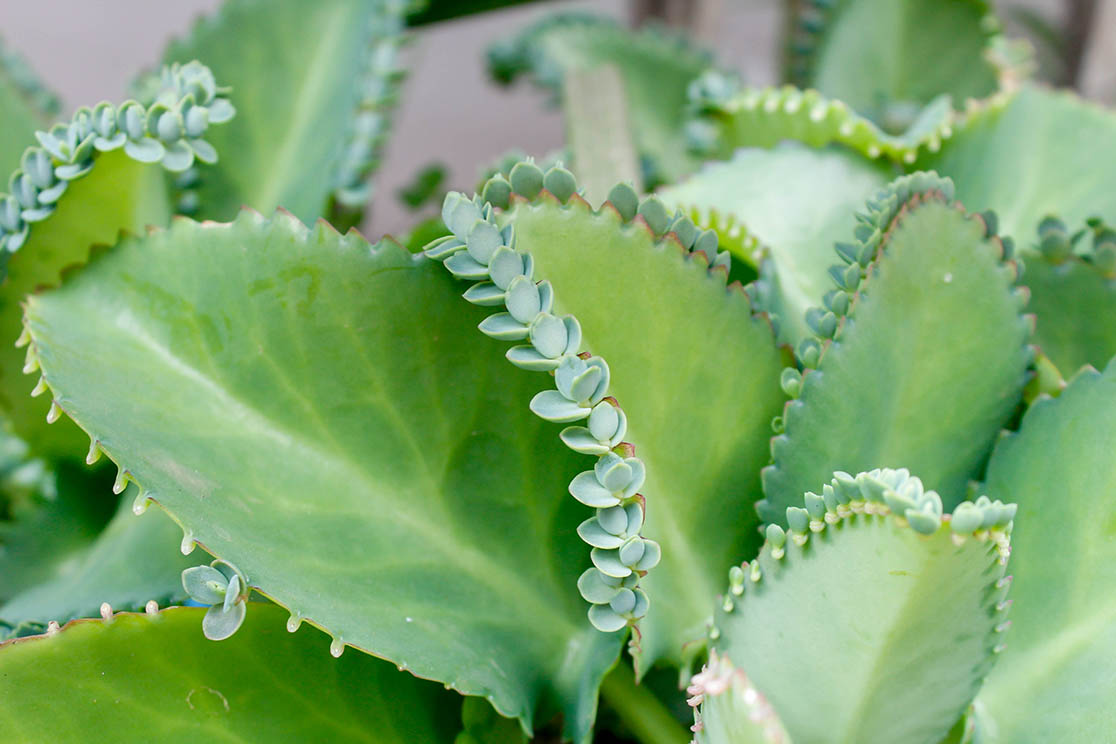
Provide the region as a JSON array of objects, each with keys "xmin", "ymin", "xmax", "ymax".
[{"xmin": 0, "ymin": 1, "xmax": 1114, "ymax": 743}]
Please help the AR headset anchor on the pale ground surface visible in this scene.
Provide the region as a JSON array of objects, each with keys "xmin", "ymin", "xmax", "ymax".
[{"xmin": 0, "ymin": 0, "xmax": 1097, "ymax": 236}]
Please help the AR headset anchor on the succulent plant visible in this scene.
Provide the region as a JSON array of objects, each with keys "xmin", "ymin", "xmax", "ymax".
[{"xmin": 0, "ymin": 1, "xmax": 1113, "ymax": 743}]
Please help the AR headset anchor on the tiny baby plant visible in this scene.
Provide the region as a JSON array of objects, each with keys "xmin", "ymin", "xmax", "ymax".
[{"xmin": 0, "ymin": 1, "xmax": 1113, "ymax": 743}]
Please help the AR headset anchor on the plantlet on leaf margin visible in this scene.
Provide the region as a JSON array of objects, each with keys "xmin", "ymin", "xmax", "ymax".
[
  {"xmin": 181, "ymin": 558, "xmax": 249, "ymax": 641},
  {"xmin": 425, "ymin": 160, "xmax": 672, "ymax": 634},
  {"xmin": 0, "ymin": 61, "xmax": 234, "ymax": 268}
]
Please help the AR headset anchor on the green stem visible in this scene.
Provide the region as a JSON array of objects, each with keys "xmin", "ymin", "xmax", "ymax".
[
  {"xmin": 564, "ymin": 64, "xmax": 642, "ymax": 205},
  {"xmin": 600, "ymin": 661, "xmax": 691, "ymax": 744}
]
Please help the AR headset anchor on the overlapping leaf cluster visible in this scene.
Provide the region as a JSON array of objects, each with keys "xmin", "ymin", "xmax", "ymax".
[{"xmin": 0, "ymin": 1, "xmax": 1113, "ymax": 743}]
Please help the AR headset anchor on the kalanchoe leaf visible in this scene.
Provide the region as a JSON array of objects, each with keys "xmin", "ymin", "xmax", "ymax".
[
  {"xmin": 558, "ymin": 427, "xmax": 611, "ymax": 455},
  {"xmin": 478, "ymin": 312, "xmax": 529, "ymax": 341},
  {"xmin": 786, "ymin": 0, "xmax": 1009, "ymax": 131},
  {"xmin": 760, "ymin": 174, "xmax": 1030, "ymax": 526},
  {"xmin": 444, "ymin": 251, "xmax": 489, "ymax": 280},
  {"xmin": 505, "ymin": 276, "xmax": 542, "ymax": 323},
  {"xmin": 577, "ymin": 518, "xmax": 626, "ymax": 549},
  {"xmin": 505, "ymin": 345, "xmax": 563, "ymax": 372},
  {"xmin": 713, "ymin": 468, "xmax": 1014, "ymax": 744},
  {"xmin": 543, "ymin": 166, "xmax": 577, "ymax": 202},
  {"xmin": 577, "ymin": 567, "xmax": 622, "ymax": 604},
  {"xmin": 466, "ymin": 220, "xmax": 503, "ymax": 264},
  {"xmin": 569, "ymin": 471, "xmax": 621, "ymax": 508},
  {"xmin": 587, "ymin": 604, "xmax": 628, "ymax": 633},
  {"xmin": 606, "ymin": 182, "xmax": 639, "ymax": 221},
  {"xmin": 554, "ymin": 356, "xmax": 602, "ymax": 403},
  {"xmin": 632, "ymin": 539, "xmax": 660, "ymax": 571},
  {"xmin": 596, "ymin": 505, "xmax": 628, "ymax": 536},
  {"xmin": 20, "ymin": 213, "xmax": 623, "ymax": 741},
  {"xmin": 159, "ymin": 0, "xmax": 406, "ymax": 222},
  {"xmin": 0, "ymin": 606, "xmax": 460, "ymax": 739},
  {"xmin": 591, "ymin": 547, "xmax": 632, "ymax": 578},
  {"xmin": 123, "ymin": 137, "xmax": 166, "ymax": 163},
  {"xmin": 637, "ymin": 196, "xmax": 670, "ymax": 235},
  {"xmin": 461, "ymin": 281, "xmax": 505, "ymax": 306},
  {"xmin": 442, "ymin": 192, "xmax": 482, "ymax": 239},
  {"xmin": 494, "ymin": 172, "xmax": 785, "ymax": 670},
  {"xmin": 201, "ymin": 600, "xmax": 246, "ymax": 641},
  {"xmin": 160, "ymin": 140, "xmax": 195, "ymax": 172},
  {"xmin": 424, "ymin": 234, "xmax": 466, "ymax": 261},
  {"xmin": 1019, "ymin": 215, "xmax": 1116, "ymax": 376},
  {"xmin": 659, "ymin": 143, "xmax": 891, "ymax": 344},
  {"xmin": 481, "ymin": 174, "xmax": 512, "ymax": 209},
  {"xmin": 0, "ymin": 61, "xmax": 235, "ymax": 458},
  {"xmin": 222, "ymin": 572, "xmax": 242, "ymax": 613},
  {"xmin": 0, "ymin": 474, "xmax": 192, "ymax": 630},
  {"xmin": 916, "ymin": 85, "xmax": 1116, "ymax": 242},
  {"xmin": 587, "ymin": 400, "xmax": 623, "ymax": 443},
  {"xmin": 509, "ymin": 160, "xmax": 544, "ymax": 199},
  {"xmin": 980, "ymin": 360, "xmax": 1116, "ymax": 742},
  {"xmin": 528, "ymin": 313, "xmax": 570, "ymax": 358},
  {"xmin": 488, "ymin": 246, "xmax": 527, "ymax": 289},
  {"xmin": 528, "ymin": 390, "xmax": 591, "ymax": 423},
  {"xmin": 689, "ymin": 72, "xmax": 957, "ymax": 165},
  {"xmin": 689, "ymin": 650, "xmax": 790, "ymax": 744},
  {"xmin": 182, "ymin": 564, "xmax": 229, "ymax": 606},
  {"xmin": 595, "ymin": 453, "xmax": 639, "ymax": 495}
]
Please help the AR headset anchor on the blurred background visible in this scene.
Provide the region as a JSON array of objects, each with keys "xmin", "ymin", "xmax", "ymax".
[{"xmin": 1, "ymin": 0, "xmax": 1113, "ymax": 236}]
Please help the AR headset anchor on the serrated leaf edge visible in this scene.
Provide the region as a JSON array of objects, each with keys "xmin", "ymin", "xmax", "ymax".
[
  {"xmin": 758, "ymin": 172, "xmax": 1033, "ymax": 524},
  {"xmin": 0, "ymin": 61, "xmax": 235, "ymax": 279}
]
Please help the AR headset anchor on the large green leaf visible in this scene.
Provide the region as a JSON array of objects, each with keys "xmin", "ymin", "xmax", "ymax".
[
  {"xmin": 1019, "ymin": 234, "xmax": 1116, "ymax": 377},
  {"xmin": 0, "ymin": 153, "xmax": 170, "ymax": 457},
  {"xmin": 980, "ymin": 361, "xmax": 1116, "ymax": 742},
  {"xmin": 687, "ymin": 651, "xmax": 789, "ymax": 744},
  {"xmin": 0, "ymin": 484, "xmax": 191, "ymax": 629},
  {"xmin": 0, "ymin": 605, "xmax": 459, "ymax": 741},
  {"xmin": 760, "ymin": 177, "xmax": 1030, "ymax": 525},
  {"xmin": 489, "ymin": 13, "xmax": 711, "ymax": 185},
  {"xmin": 162, "ymin": 0, "xmax": 405, "ymax": 223},
  {"xmin": 659, "ymin": 143, "xmax": 893, "ymax": 344},
  {"xmin": 787, "ymin": 0, "xmax": 1000, "ymax": 131},
  {"xmin": 0, "ymin": 62, "xmax": 235, "ymax": 458},
  {"xmin": 714, "ymin": 469, "xmax": 1013, "ymax": 744},
  {"xmin": 494, "ymin": 175, "xmax": 784, "ymax": 671},
  {"xmin": 22, "ymin": 212, "xmax": 619, "ymax": 741},
  {"xmin": 915, "ymin": 85, "xmax": 1116, "ymax": 243},
  {"xmin": 689, "ymin": 75, "xmax": 955, "ymax": 165},
  {"xmin": 0, "ymin": 461, "xmax": 116, "ymax": 603},
  {"xmin": 0, "ymin": 38, "xmax": 59, "ymax": 175}
]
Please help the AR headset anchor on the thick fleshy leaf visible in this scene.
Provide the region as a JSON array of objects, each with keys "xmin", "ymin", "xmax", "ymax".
[
  {"xmin": 1020, "ymin": 251, "xmax": 1116, "ymax": 376},
  {"xmin": 162, "ymin": 0, "xmax": 405, "ymax": 222},
  {"xmin": 0, "ymin": 460, "xmax": 116, "ymax": 603},
  {"xmin": 788, "ymin": 0, "xmax": 1000, "ymax": 130},
  {"xmin": 714, "ymin": 471, "xmax": 1012, "ymax": 744},
  {"xmin": 980, "ymin": 361, "xmax": 1116, "ymax": 742},
  {"xmin": 659, "ymin": 142, "xmax": 892, "ymax": 344},
  {"xmin": 0, "ymin": 606, "xmax": 459, "ymax": 741},
  {"xmin": 915, "ymin": 85, "xmax": 1116, "ymax": 242},
  {"xmin": 502, "ymin": 192, "xmax": 785, "ymax": 670},
  {"xmin": 0, "ymin": 487, "xmax": 192, "ymax": 629},
  {"xmin": 0, "ymin": 151, "xmax": 171, "ymax": 457},
  {"xmin": 761, "ymin": 186, "xmax": 1029, "ymax": 525},
  {"xmin": 0, "ymin": 39, "xmax": 58, "ymax": 175},
  {"xmin": 688, "ymin": 651, "xmax": 789, "ymax": 744},
  {"xmin": 690, "ymin": 77, "xmax": 954, "ymax": 165},
  {"xmin": 0, "ymin": 63, "xmax": 236, "ymax": 458},
  {"xmin": 22, "ymin": 212, "xmax": 619, "ymax": 741},
  {"xmin": 489, "ymin": 13, "xmax": 711, "ymax": 185}
]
